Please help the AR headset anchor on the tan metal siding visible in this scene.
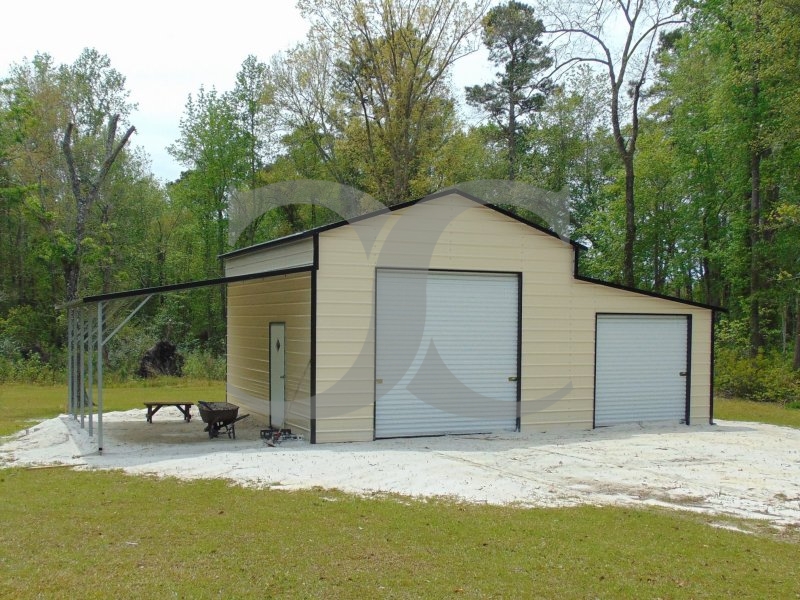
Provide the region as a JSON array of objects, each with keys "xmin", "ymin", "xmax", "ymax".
[
  {"xmin": 225, "ymin": 238, "xmax": 314, "ymax": 277},
  {"xmin": 571, "ymin": 281, "xmax": 712, "ymax": 425},
  {"xmin": 226, "ymin": 272, "xmax": 311, "ymax": 435},
  {"xmin": 312, "ymin": 193, "xmax": 713, "ymax": 442}
]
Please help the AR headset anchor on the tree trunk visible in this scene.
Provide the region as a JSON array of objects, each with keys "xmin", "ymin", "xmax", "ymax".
[
  {"xmin": 623, "ymin": 153, "xmax": 636, "ymax": 287},
  {"xmin": 700, "ymin": 211, "xmax": 723, "ymax": 307},
  {"xmin": 749, "ymin": 147, "xmax": 763, "ymax": 357},
  {"xmin": 508, "ymin": 97, "xmax": 517, "ymax": 181},
  {"xmin": 794, "ymin": 296, "xmax": 800, "ymax": 371},
  {"xmin": 652, "ymin": 241, "xmax": 663, "ymax": 293},
  {"xmin": 64, "ymin": 261, "xmax": 80, "ymax": 304},
  {"xmin": 101, "ymin": 203, "xmax": 113, "ymax": 294},
  {"xmin": 61, "ymin": 115, "xmax": 135, "ymax": 302}
]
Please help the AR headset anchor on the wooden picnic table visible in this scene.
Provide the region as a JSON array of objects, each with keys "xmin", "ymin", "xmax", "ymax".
[{"xmin": 144, "ymin": 402, "xmax": 194, "ymax": 423}]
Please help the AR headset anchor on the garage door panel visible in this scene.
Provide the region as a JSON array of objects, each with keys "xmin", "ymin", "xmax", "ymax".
[
  {"xmin": 595, "ymin": 314, "xmax": 688, "ymax": 426},
  {"xmin": 375, "ymin": 270, "xmax": 518, "ymax": 438},
  {"xmin": 375, "ymin": 393, "xmax": 516, "ymax": 436}
]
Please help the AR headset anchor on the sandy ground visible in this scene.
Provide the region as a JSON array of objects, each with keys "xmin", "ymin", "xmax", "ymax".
[{"xmin": 2, "ymin": 407, "xmax": 800, "ymax": 528}]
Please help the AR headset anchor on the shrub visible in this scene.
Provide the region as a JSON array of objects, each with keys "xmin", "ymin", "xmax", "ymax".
[
  {"xmin": 715, "ymin": 347, "xmax": 800, "ymax": 404},
  {"xmin": 103, "ymin": 325, "xmax": 154, "ymax": 380},
  {"xmin": 0, "ymin": 355, "xmax": 59, "ymax": 384},
  {"xmin": 181, "ymin": 349, "xmax": 226, "ymax": 381}
]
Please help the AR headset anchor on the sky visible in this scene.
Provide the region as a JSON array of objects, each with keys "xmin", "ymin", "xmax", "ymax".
[
  {"xmin": 1, "ymin": 1, "xmax": 311, "ymax": 182},
  {"xmin": 1, "ymin": 1, "xmax": 491, "ymax": 183}
]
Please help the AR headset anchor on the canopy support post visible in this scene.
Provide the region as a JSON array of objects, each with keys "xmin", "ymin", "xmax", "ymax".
[
  {"xmin": 97, "ymin": 301, "xmax": 104, "ymax": 454},
  {"xmin": 78, "ymin": 307, "xmax": 85, "ymax": 428},
  {"xmin": 67, "ymin": 308, "xmax": 74, "ymax": 416},
  {"xmin": 86, "ymin": 307, "xmax": 93, "ymax": 437}
]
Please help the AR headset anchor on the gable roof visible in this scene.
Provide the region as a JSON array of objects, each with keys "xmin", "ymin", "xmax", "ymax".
[
  {"xmin": 221, "ymin": 187, "xmax": 583, "ymax": 260},
  {"xmin": 221, "ymin": 188, "xmax": 723, "ymax": 312}
]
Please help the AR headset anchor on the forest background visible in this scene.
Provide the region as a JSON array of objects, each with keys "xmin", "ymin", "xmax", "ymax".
[{"xmin": 0, "ymin": 0, "xmax": 798, "ymax": 403}]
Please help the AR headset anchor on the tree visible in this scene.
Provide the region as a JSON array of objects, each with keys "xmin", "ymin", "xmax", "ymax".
[
  {"xmin": 525, "ymin": 65, "xmax": 613, "ymax": 229},
  {"xmin": 543, "ymin": 0, "xmax": 685, "ymax": 286},
  {"xmin": 231, "ymin": 55, "xmax": 278, "ymax": 246},
  {"xmin": 669, "ymin": 0, "xmax": 800, "ymax": 356},
  {"xmin": 465, "ymin": 1, "xmax": 552, "ymax": 180},
  {"xmin": 1, "ymin": 54, "xmax": 72, "ymax": 316},
  {"xmin": 297, "ymin": 0, "xmax": 489, "ymax": 205},
  {"xmin": 60, "ymin": 48, "xmax": 133, "ymax": 138},
  {"xmin": 2, "ymin": 50, "xmax": 138, "ymax": 304},
  {"xmin": 61, "ymin": 114, "xmax": 135, "ymax": 301},
  {"xmin": 647, "ymin": 29, "xmax": 729, "ymax": 307},
  {"xmin": 232, "ymin": 55, "xmax": 275, "ymax": 188},
  {"xmin": 270, "ymin": 39, "xmax": 348, "ymax": 184},
  {"xmin": 169, "ymin": 86, "xmax": 251, "ymax": 265},
  {"xmin": 168, "ymin": 86, "xmax": 252, "ymax": 347},
  {"xmin": 0, "ymin": 50, "xmax": 177, "ymax": 361}
]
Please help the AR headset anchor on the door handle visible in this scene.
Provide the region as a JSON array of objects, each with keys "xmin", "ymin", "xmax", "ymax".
[
  {"xmin": 508, "ymin": 376, "xmax": 518, "ymax": 382},
  {"xmin": 376, "ymin": 378, "xmax": 383, "ymax": 384},
  {"xmin": 679, "ymin": 371, "xmax": 687, "ymax": 377}
]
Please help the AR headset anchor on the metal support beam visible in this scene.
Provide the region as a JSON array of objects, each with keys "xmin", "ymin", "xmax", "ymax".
[
  {"xmin": 103, "ymin": 295, "xmax": 153, "ymax": 346},
  {"xmin": 86, "ymin": 307, "xmax": 93, "ymax": 437},
  {"xmin": 67, "ymin": 309, "xmax": 73, "ymax": 416},
  {"xmin": 78, "ymin": 308, "xmax": 85, "ymax": 428},
  {"xmin": 72, "ymin": 308, "xmax": 77, "ymax": 418},
  {"xmin": 97, "ymin": 301, "xmax": 104, "ymax": 454}
]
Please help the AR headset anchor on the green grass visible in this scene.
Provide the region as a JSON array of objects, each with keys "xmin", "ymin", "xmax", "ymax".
[
  {"xmin": 6, "ymin": 382, "xmax": 798, "ymax": 436},
  {"xmin": 0, "ymin": 468, "xmax": 798, "ymax": 599},
  {"xmin": 2, "ymin": 385, "xmax": 800, "ymax": 598},
  {"xmin": 715, "ymin": 396, "xmax": 800, "ymax": 429},
  {"xmin": 0, "ymin": 379, "xmax": 225, "ymax": 436}
]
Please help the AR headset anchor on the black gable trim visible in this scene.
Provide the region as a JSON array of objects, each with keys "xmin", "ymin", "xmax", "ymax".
[
  {"xmin": 575, "ymin": 273, "xmax": 726, "ymax": 312},
  {"xmin": 220, "ymin": 188, "xmax": 582, "ymax": 260},
  {"xmin": 220, "ymin": 189, "xmax": 724, "ymax": 313}
]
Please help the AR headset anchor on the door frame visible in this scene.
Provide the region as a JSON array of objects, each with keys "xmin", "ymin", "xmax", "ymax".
[
  {"xmin": 269, "ymin": 321, "xmax": 286, "ymax": 428},
  {"xmin": 592, "ymin": 313, "xmax": 692, "ymax": 428},
  {"xmin": 372, "ymin": 267, "xmax": 521, "ymax": 438}
]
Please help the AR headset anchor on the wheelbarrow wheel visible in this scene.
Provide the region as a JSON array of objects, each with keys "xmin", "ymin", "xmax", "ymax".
[{"xmin": 208, "ymin": 423, "xmax": 220, "ymax": 438}]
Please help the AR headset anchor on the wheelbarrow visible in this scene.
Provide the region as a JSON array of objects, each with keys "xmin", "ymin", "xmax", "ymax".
[{"xmin": 197, "ymin": 401, "xmax": 249, "ymax": 439}]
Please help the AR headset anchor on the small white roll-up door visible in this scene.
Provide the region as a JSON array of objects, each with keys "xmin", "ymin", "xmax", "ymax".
[
  {"xmin": 375, "ymin": 270, "xmax": 519, "ymax": 438},
  {"xmin": 595, "ymin": 314, "xmax": 689, "ymax": 426}
]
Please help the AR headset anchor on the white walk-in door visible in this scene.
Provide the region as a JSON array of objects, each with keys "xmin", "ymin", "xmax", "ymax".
[
  {"xmin": 269, "ymin": 322, "xmax": 286, "ymax": 428},
  {"xmin": 375, "ymin": 270, "xmax": 519, "ymax": 438},
  {"xmin": 595, "ymin": 314, "xmax": 689, "ymax": 426}
]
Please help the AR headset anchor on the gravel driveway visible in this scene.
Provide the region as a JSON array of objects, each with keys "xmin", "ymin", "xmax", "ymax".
[{"xmin": 3, "ymin": 409, "xmax": 800, "ymax": 528}]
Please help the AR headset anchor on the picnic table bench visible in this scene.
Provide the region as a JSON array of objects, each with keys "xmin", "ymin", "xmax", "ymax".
[{"xmin": 144, "ymin": 402, "xmax": 194, "ymax": 423}]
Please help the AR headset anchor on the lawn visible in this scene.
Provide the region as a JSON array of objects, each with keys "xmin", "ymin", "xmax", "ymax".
[
  {"xmin": 1, "ymin": 468, "xmax": 799, "ymax": 599},
  {"xmin": 0, "ymin": 379, "xmax": 225, "ymax": 436},
  {"xmin": 1, "ymin": 382, "xmax": 800, "ymax": 598},
  {"xmin": 714, "ymin": 396, "xmax": 800, "ymax": 428}
]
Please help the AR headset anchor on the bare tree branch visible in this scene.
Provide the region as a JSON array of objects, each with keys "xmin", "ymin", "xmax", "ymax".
[
  {"xmin": 61, "ymin": 123, "xmax": 82, "ymax": 208},
  {"xmin": 539, "ymin": 0, "xmax": 686, "ymax": 286},
  {"xmin": 95, "ymin": 118, "xmax": 136, "ymax": 190},
  {"xmin": 60, "ymin": 114, "xmax": 136, "ymax": 300}
]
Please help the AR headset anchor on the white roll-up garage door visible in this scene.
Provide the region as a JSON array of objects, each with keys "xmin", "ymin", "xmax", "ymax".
[
  {"xmin": 375, "ymin": 269, "xmax": 519, "ymax": 438},
  {"xmin": 595, "ymin": 314, "xmax": 690, "ymax": 426}
]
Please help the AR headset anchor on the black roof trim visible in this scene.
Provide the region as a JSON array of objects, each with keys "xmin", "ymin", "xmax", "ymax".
[
  {"xmin": 78, "ymin": 266, "xmax": 314, "ymax": 305},
  {"xmin": 220, "ymin": 188, "xmax": 581, "ymax": 261},
  {"xmin": 222, "ymin": 228, "xmax": 321, "ymax": 260},
  {"xmin": 575, "ymin": 273, "xmax": 726, "ymax": 312},
  {"xmin": 218, "ymin": 188, "xmax": 723, "ymax": 313}
]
